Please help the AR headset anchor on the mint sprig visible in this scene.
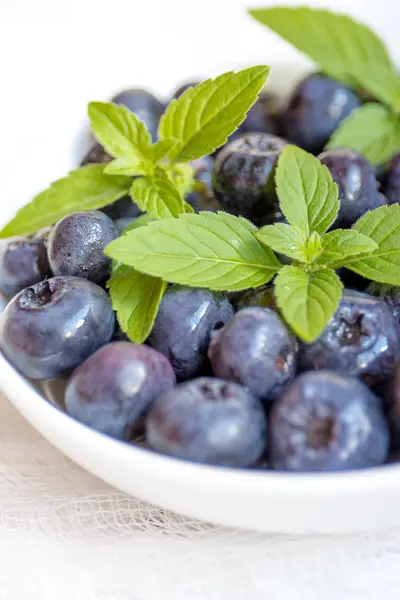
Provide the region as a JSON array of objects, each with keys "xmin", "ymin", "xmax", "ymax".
[
  {"xmin": 249, "ymin": 6, "xmax": 400, "ymax": 165},
  {"xmin": 107, "ymin": 144, "xmax": 400, "ymax": 342},
  {"xmin": 0, "ymin": 66, "xmax": 269, "ymax": 239}
]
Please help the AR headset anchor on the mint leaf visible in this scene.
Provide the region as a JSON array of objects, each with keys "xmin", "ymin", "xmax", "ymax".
[
  {"xmin": 105, "ymin": 211, "xmax": 281, "ymax": 291},
  {"xmin": 331, "ymin": 205, "xmax": 400, "ymax": 285},
  {"xmin": 149, "ymin": 139, "xmax": 177, "ymax": 162},
  {"xmin": 164, "ymin": 163, "xmax": 195, "ymax": 197},
  {"xmin": 107, "ymin": 268, "xmax": 166, "ymax": 343},
  {"xmin": 256, "ymin": 223, "xmax": 306, "ymax": 261},
  {"xmin": 355, "ymin": 68, "xmax": 400, "ymax": 114},
  {"xmin": 104, "ymin": 156, "xmax": 151, "ymax": 176},
  {"xmin": 0, "ymin": 165, "xmax": 131, "ymax": 238},
  {"xmin": 276, "ymin": 145, "xmax": 339, "ymax": 237},
  {"xmin": 130, "ymin": 166, "xmax": 193, "ymax": 219},
  {"xmin": 88, "ymin": 102, "xmax": 153, "ymax": 171},
  {"xmin": 249, "ymin": 7, "xmax": 392, "ymax": 87},
  {"xmin": 158, "ymin": 66, "xmax": 270, "ymax": 162},
  {"xmin": 317, "ymin": 229, "xmax": 378, "ymax": 264},
  {"xmin": 111, "ymin": 214, "xmax": 156, "ymax": 276},
  {"xmin": 274, "ymin": 266, "xmax": 343, "ymax": 342},
  {"xmin": 306, "ymin": 232, "xmax": 323, "ymax": 263},
  {"xmin": 123, "ymin": 213, "xmax": 156, "ymax": 233},
  {"xmin": 103, "ymin": 139, "xmax": 177, "ymax": 176},
  {"xmin": 326, "ymin": 104, "xmax": 400, "ymax": 166}
]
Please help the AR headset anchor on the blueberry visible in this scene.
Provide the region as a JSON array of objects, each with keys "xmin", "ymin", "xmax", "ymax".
[
  {"xmin": 208, "ymin": 307, "xmax": 297, "ymax": 402},
  {"xmin": 0, "ymin": 234, "xmax": 50, "ymax": 298},
  {"xmin": 383, "ymin": 153, "xmax": 400, "ymax": 205},
  {"xmin": 0, "ymin": 276, "xmax": 115, "ymax": 380},
  {"xmin": 80, "ymin": 144, "xmax": 111, "ymax": 167},
  {"xmin": 378, "ymin": 191, "xmax": 389, "ymax": 206},
  {"xmin": 148, "ymin": 286, "xmax": 234, "ymax": 380},
  {"xmin": 212, "ymin": 132, "xmax": 287, "ymax": 223},
  {"xmin": 300, "ymin": 290, "xmax": 400, "ymax": 382},
  {"xmin": 111, "ymin": 89, "xmax": 164, "ymax": 141},
  {"xmin": 186, "ymin": 156, "xmax": 221, "ymax": 212},
  {"xmin": 385, "ymin": 364, "xmax": 400, "ymax": 449},
  {"xmin": 48, "ymin": 211, "xmax": 118, "ymax": 284},
  {"xmin": 282, "ymin": 74, "xmax": 361, "ymax": 154},
  {"xmin": 65, "ymin": 342, "xmax": 176, "ymax": 439},
  {"xmin": 366, "ymin": 282, "xmax": 400, "ymax": 324},
  {"xmin": 234, "ymin": 91, "xmax": 280, "ymax": 138},
  {"xmin": 172, "ymin": 81, "xmax": 200, "ymax": 99},
  {"xmin": 270, "ymin": 370, "xmax": 389, "ymax": 471},
  {"xmin": 101, "ymin": 196, "xmax": 142, "ymax": 221},
  {"xmin": 336, "ymin": 268, "xmax": 368, "ymax": 292},
  {"xmin": 318, "ymin": 149, "xmax": 381, "ymax": 227},
  {"xmin": 112, "ymin": 217, "xmax": 136, "ymax": 235},
  {"xmin": 146, "ymin": 377, "xmax": 266, "ymax": 467}
]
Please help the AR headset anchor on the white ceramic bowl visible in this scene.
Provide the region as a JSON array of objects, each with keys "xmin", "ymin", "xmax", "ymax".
[{"xmin": 2, "ymin": 0, "xmax": 400, "ymax": 535}]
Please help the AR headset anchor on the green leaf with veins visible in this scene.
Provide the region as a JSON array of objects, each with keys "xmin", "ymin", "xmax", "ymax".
[
  {"xmin": 274, "ymin": 265, "xmax": 343, "ymax": 342},
  {"xmin": 130, "ymin": 166, "xmax": 193, "ymax": 219},
  {"xmin": 326, "ymin": 104, "xmax": 400, "ymax": 166},
  {"xmin": 88, "ymin": 102, "xmax": 153, "ymax": 164},
  {"xmin": 329, "ymin": 205, "xmax": 400, "ymax": 285},
  {"xmin": 0, "ymin": 165, "xmax": 131, "ymax": 238},
  {"xmin": 316, "ymin": 229, "xmax": 378, "ymax": 264},
  {"xmin": 248, "ymin": 7, "xmax": 393, "ymax": 88},
  {"xmin": 256, "ymin": 223, "xmax": 308, "ymax": 261},
  {"xmin": 107, "ymin": 268, "xmax": 166, "ymax": 344},
  {"xmin": 105, "ymin": 211, "xmax": 281, "ymax": 291},
  {"xmin": 276, "ymin": 145, "xmax": 339, "ymax": 237},
  {"xmin": 158, "ymin": 66, "xmax": 270, "ymax": 162}
]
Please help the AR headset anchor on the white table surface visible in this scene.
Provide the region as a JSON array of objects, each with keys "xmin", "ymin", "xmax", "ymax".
[{"xmin": 1, "ymin": 1, "xmax": 400, "ymax": 597}]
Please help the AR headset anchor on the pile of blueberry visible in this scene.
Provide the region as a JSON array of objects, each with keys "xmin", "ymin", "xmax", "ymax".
[{"xmin": 1, "ymin": 74, "xmax": 400, "ymax": 472}]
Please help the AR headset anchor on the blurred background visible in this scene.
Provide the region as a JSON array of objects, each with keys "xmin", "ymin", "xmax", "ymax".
[{"xmin": 0, "ymin": 0, "xmax": 399, "ymax": 223}]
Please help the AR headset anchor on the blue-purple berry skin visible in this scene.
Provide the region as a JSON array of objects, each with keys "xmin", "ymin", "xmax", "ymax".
[
  {"xmin": 318, "ymin": 149, "xmax": 381, "ymax": 227},
  {"xmin": 148, "ymin": 286, "xmax": 234, "ymax": 381},
  {"xmin": 232, "ymin": 92, "xmax": 280, "ymax": 139},
  {"xmin": 102, "ymin": 197, "xmax": 142, "ymax": 221},
  {"xmin": 385, "ymin": 365, "xmax": 400, "ymax": 449},
  {"xmin": 300, "ymin": 290, "xmax": 400, "ymax": 381},
  {"xmin": 270, "ymin": 371, "xmax": 389, "ymax": 471},
  {"xmin": 186, "ymin": 156, "xmax": 221, "ymax": 212},
  {"xmin": 208, "ymin": 307, "xmax": 298, "ymax": 403},
  {"xmin": 282, "ymin": 74, "xmax": 361, "ymax": 154},
  {"xmin": 112, "ymin": 89, "xmax": 164, "ymax": 141},
  {"xmin": 366, "ymin": 282, "xmax": 400, "ymax": 325},
  {"xmin": 0, "ymin": 276, "xmax": 115, "ymax": 380},
  {"xmin": 212, "ymin": 133, "xmax": 287, "ymax": 223},
  {"xmin": 384, "ymin": 153, "xmax": 400, "ymax": 205},
  {"xmin": 80, "ymin": 143, "xmax": 111, "ymax": 166},
  {"xmin": 146, "ymin": 377, "xmax": 267, "ymax": 467},
  {"xmin": 65, "ymin": 342, "xmax": 176, "ymax": 439},
  {"xmin": 172, "ymin": 81, "xmax": 200, "ymax": 99},
  {"xmin": 0, "ymin": 236, "xmax": 50, "ymax": 298},
  {"xmin": 48, "ymin": 211, "xmax": 118, "ymax": 284}
]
